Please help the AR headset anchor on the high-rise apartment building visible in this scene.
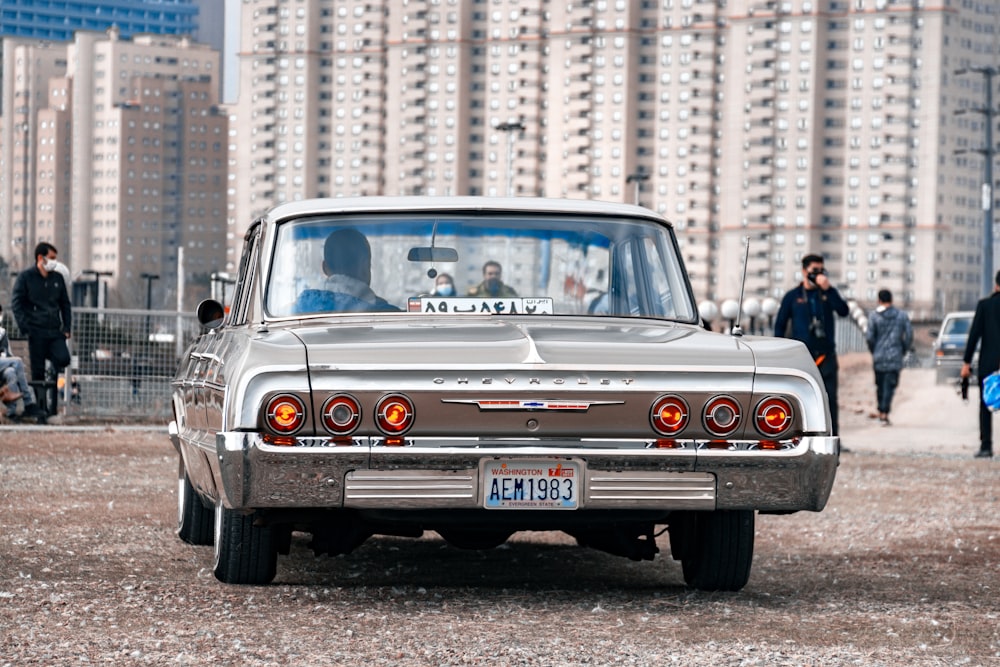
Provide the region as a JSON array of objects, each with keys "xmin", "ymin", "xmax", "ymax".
[
  {"xmin": 0, "ymin": 0, "xmax": 228, "ymax": 99},
  {"xmin": 0, "ymin": 29, "xmax": 226, "ymax": 310},
  {"xmin": 0, "ymin": 0, "xmax": 198, "ymax": 41},
  {"xmin": 229, "ymin": 0, "xmax": 998, "ymax": 319},
  {"xmin": 0, "ymin": 39, "xmax": 65, "ymax": 275}
]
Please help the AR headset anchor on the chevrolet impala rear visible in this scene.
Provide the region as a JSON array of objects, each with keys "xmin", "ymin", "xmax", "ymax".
[{"xmin": 170, "ymin": 197, "xmax": 839, "ymax": 591}]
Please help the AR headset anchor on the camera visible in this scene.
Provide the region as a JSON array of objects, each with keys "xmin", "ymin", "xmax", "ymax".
[{"xmin": 809, "ymin": 316, "xmax": 826, "ymax": 340}]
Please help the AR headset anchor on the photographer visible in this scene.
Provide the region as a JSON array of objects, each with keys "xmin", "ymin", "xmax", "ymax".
[{"xmin": 774, "ymin": 253, "xmax": 850, "ymax": 439}]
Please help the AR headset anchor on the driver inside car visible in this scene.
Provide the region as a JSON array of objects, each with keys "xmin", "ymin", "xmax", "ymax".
[{"xmin": 293, "ymin": 228, "xmax": 400, "ymax": 314}]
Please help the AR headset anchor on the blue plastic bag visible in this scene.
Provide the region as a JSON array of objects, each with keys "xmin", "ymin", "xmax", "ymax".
[{"xmin": 983, "ymin": 371, "xmax": 1000, "ymax": 411}]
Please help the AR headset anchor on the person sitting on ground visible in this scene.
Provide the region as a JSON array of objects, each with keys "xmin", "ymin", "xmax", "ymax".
[
  {"xmin": 0, "ymin": 304, "xmax": 46, "ymax": 421},
  {"xmin": 0, "ymin": 363, "xmax": 46, "ymax": 422},
  {"xmin": 0, "ymin": 304, "xmax": 11, "ymax": 358},
  {"xmin": 293, "ymin": 228, "xmax": 400, "ymax": 314},
  {"xmin": 466, "ymin": 260, "xmax": 518, "ymax": 298}
]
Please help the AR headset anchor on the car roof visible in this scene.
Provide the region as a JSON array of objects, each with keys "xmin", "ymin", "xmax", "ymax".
[{"xmin": 261, "ymin": 196, "xmax": 671, "ymax": 226}]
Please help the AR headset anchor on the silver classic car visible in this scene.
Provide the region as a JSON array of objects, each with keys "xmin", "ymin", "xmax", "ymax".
[{"xmin": 169, "ymin": 197, "xmax": 838, "ymax": 591}]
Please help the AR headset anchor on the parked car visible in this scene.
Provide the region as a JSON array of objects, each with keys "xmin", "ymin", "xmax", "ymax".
[
  {"xmin": 169, "ymin": 197, "xmax": 839, "ymax": 591},
  {"xmin": 931, "ymin": 311, "xmax": 975, "ymax": 384}
]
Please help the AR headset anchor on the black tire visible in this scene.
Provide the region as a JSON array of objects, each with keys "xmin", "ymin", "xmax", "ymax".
[
  {"xmin": 212, "ymin": 503, "xmax": 278, "ymax": 585},
  {"xmin": 176, "ymin": 459, "xmax": 214, "ymax": 546},
  {"xmin": 674, "ymin": 510, "xmax": 754, "ymax": 592}
]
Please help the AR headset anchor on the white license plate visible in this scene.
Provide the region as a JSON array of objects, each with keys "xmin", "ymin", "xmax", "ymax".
[{"xmin": 482, "ymin": 459, "xmax": 581, "ymax": 510}]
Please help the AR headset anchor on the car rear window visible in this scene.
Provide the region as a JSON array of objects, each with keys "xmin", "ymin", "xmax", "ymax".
[
  {"xmin": 263, "ymin": 212, "xmax": 698, "ymax": 323},
  {"xmin": 943, "ymin": 317, "xmax": 971, "ymax": 336}
]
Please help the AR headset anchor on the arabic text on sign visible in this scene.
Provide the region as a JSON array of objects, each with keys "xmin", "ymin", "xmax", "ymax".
[{"xmin": 412, "ymin": 297, "xmax": 554, "ymax": 315}]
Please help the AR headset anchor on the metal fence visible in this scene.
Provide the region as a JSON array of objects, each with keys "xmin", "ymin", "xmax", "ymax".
[
  {"xmin": 4, "ymin": 306, "xmax": 201, "ymax": 422},
  {"xmin": 836, "ymin": 303, "xmax": 869, "ymax": 355}
]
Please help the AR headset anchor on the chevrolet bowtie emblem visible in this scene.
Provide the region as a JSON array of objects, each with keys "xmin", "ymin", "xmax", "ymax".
[{"xmin": 440, "ymin": 399, "xmax": 624, "ymax": 412}]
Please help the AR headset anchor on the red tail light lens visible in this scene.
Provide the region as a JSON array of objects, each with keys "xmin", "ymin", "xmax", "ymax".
[
  {"xmin": 755, "ymin": 397, "xmax": 793, "ymax": 437},
  {"xmin": 265, "ymin": 394, "xmax": 306, "ymax": 434},
  {"xmin": 321, "ymin": 394, "xmax": 362, "ymax": 435},
  {"xmin": 703, "ymin": 395, "xmax": 742, "ymax": 437},
  {"xmin": 651, "ymin": 395, "xmax": 689, "ymax": 436},
  {"xmin": 375, "ymin": 394, "xmax": 415, "ymax": 435}
]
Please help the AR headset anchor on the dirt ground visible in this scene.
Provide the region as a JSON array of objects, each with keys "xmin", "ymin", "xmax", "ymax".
[{"xmin": 1, "ymin": 353, "xmax": 998, "ymax": 666}]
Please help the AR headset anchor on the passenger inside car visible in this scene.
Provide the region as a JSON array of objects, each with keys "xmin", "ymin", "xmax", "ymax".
[{"xmin": 292, "ymin": 228, "xmax": 400, "ymax": 314}]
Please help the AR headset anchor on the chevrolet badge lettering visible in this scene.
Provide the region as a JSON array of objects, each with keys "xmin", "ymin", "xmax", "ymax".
[
  {"xmin": 442, "ymin": 398, "xmax": 624, "ymax": 411},
  {"xmin": 431, "ymin": 377, "xmax": 635, "ymax": 386}
]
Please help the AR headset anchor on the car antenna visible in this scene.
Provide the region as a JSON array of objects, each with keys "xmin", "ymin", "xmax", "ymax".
[{"xmin": 731, "ymin": 235, "xmax": 751, "ymax": 338}]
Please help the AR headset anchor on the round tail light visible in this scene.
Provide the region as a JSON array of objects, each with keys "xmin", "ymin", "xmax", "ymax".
[
  {"xmin": 650, "ymin": 395, "xmax": 689, "ymax": 436},
  {"xmin": 756, "ymin": 396, "xmax": 793, "ymax": 437},
  {"xmin": 265, "ymin": 394, "xmax": 306, "ymax": 434},
  {"xmin": 703, "ymin": 395, "xmax": 742, "ymax": 437},
  {"xmin": 321, "ymin": 394, "xmax": 362, "ymax": 435},
  {"xmin": 375, "ymin": 394, "xmax": 415, "ymax": 435}
]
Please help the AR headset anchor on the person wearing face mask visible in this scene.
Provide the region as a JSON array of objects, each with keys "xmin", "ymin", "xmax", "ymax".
[
  {"xmin": 773, "ymin": 253, "xmax": 849, "ymax": 443},
  {"xmin": 432, "ymin": 273, "xmax": 456, "ymax": 297},
  {"xmin": 11, "ymin": 242, "xmax": 72, "ymax": 419},
  {"xmin": 466, "ymin": 260, "xmax": 518, "ymax": 298}
]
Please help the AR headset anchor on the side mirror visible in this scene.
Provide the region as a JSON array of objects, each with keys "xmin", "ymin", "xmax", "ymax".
[
  {"xmin": 928, "ymin": 330, "xmax": 938, "ymax": 338},
  {"xmin": 196, "ymin": 299, "xmax": 226, "ymax": 330}
]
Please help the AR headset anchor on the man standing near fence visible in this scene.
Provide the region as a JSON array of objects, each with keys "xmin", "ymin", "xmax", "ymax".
[{"xmin": 11, "ymin": 242, "xmax": 72, "ymax": 419}]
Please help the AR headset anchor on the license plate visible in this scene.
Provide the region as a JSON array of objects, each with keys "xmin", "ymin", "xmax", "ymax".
[{"xmin": 482, "ymin": 459, "xmax": 580, "ymax": 510}]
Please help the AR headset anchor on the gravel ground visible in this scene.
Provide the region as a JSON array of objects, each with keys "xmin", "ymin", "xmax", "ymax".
[{"xmin": 1, "ymin": 353, "xmax": 998, "ymax": 666}]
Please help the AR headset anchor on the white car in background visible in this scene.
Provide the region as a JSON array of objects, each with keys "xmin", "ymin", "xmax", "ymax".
[{"xmin": 932, "ymin": 311, "xmax": 975, "ymax": 384}]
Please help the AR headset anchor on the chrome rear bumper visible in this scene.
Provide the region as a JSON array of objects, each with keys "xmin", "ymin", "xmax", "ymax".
[
  {"xmin": 199, "ymin": 433, "xmax": 838, "ymax": 514},
  {"xmin": 343, "ymin": 468, "xmax": 719, "ymax": 510}
]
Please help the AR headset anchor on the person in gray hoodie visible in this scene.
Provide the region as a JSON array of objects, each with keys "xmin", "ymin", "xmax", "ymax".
[{"xmin": 866, "ymin": 289, "xmax": 914, "ymax": 425}]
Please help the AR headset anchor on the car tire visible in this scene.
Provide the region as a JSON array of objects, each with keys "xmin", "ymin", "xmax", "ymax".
[
  {"xmin": 212, "ymin": 503, "xmax": 278, "ymax": 585},
  {"xmin": 673, "ymin": 509, "xmax": 754, "ymax": 592},
  {"xmin": 176, "ymin": 458, "xmax": 213, "ymax": 546}
]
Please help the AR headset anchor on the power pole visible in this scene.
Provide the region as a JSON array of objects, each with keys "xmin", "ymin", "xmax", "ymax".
[
  {"xmin": 495, "ymin": 121, "xmax": 524, "ymax": 197},
  {"xmin": 955, "ymin": 67, "xmax": 998, "ymax": 296},
  {"xmin": 626, "ymin": 172, "xmax": 650, "ymax": 206}
]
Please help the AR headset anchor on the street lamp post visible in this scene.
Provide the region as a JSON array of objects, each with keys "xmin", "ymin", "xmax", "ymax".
[
  {"xmin": 761, "ymin": 297, "xmax": 779, "ymax": 334},
  {"xmin": 954, "ymin": 67, "xmax": 997, "ymax": 297},
  {"xmin": 495, "ymin": 121, "xmax": 524, "ymax": 197},
  {"xmin": 626, "ymin": 172, "xmax": 650, "ymax": 206},
  {"xmin": 698, "ymin": 300, "xmax": 719, "ymax": 331},
  {"xmin": 141, "ymin": 273, "xmax": 159, "ymax": 336},
  {"xmin": 80, "ymin": 269, "xmax": 113, "ymax": 309},
  {"xmin": 720, "ymin": 299, "xmax": 740, "ymax": 334},
  {"xmin": 742, "ymin": 297, "xmax": 761, "ymax": 335},
  {"xmin": 141, "ymin": 273, "xmax": 160, "ymax": 311},
  {"xmin": 210, "ymin": 271, "xmax": 236, "ymax": 307}
]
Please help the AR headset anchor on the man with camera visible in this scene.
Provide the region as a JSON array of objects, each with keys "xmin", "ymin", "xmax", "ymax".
[{"xmin": 774, "ymin": 254, "xmax": 850, "ymax": 439}]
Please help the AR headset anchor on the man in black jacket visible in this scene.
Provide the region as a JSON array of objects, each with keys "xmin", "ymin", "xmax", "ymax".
[
  {"xmin": 774, "ymin": 253, "xmax": 850, "ymax": 438},
  {"xmin": 961, "ymin": 270, "xmax": 1000, "ymax": 458},
  {"xmin": 11, "ymin": 242, "xmax": 72, "ymax": 417}
]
